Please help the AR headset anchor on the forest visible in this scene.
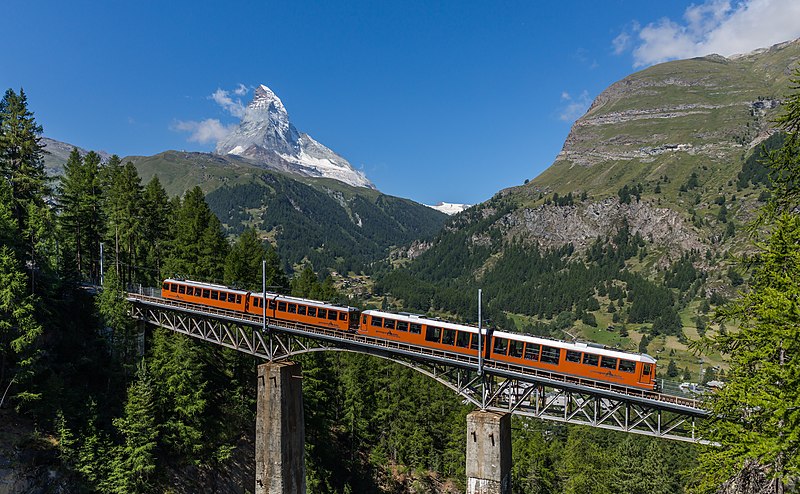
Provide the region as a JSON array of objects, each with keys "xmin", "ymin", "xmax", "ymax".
[{"xmin": 1, "ymin": 68, "xmax": 799, "ymax": 492}]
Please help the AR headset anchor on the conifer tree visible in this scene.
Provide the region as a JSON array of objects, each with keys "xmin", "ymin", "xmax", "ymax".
[
  {"xmin": 694, "ymin": 68, "xmax": 800, "ymax": 492},
  {"xmin": 224, "ymin": 227, "xmax": 287, "ymax": 291},
  {"xmin": 58, "ymin": 149, "xmax": 104, "ymax": 280},
  {"xmin": 112, "ymin": 360, "xmax": 158, "ymax": 493},
  {"xmin": 140, "ymin": 176, "xmax": 170, "ymax": 284},
  {"xmin": 0, "ymin": 88, "xmax": 48, "ymax": 240},
  {"xmin": 163, "ymin": 186, "xmax": 228, "ymax": 281}
]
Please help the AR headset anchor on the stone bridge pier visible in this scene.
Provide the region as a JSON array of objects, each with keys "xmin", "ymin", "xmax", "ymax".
[
  {"xmin": 466, "ymin": 411, "xmax": 512, "ymax": 494},
  {"xmin": 255, "ymin": 361, "xmax": 306, "ymax": 494}
]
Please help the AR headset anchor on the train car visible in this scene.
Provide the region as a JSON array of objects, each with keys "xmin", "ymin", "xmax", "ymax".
[
  {"xmin": 359, "ymin": 310, "xmax": 490, "ymax": 359},
  {"xmin": 489, "ymin": 330, "xmax": 657, "ymax": 390},
  {"xmin": 360, "ymin": 309, "xmax": 656, "ymax": 390},
  {"xmin": 161, "ymin": 278, "xmax": 248, "ymax": 312},
  {"xmin": 245, "ymin": 292, "xmax": 360, "ymax": 332}
]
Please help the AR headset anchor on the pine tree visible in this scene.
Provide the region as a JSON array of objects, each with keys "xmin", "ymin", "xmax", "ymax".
[
  {"xmin": 58, "ymin": 148, "xmax": 104, "ymax": 280},
  {"xmin": 163, "ymin": 186, "xmax": 228, "ymax": 281},
  {"xmin": 224, "ymin": 227, "xmax": 287, "ymax": 291},
  {"xmin": 112, "ymin": 360, "xmax": 158, "ymax": 493},
  {"xmin": 694, "ymin": 68, "xmax": 800, "ymax": 493},
  {"xmin": 0, "ymin": 88, "xmax": 48, "ymax": 241},
  {"xmin": 140, "ymin": 176, "xmax": 170, "ymax": 284}
]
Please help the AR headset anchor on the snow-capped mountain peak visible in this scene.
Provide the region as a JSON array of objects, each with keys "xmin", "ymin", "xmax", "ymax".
[{"xmin": 215, "ymin": 84, "xmax": 374, "ymax": 189}]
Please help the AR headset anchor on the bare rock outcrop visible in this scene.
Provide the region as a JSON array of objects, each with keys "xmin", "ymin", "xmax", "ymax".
[{"xmin": 494, "ymin": 198, "xmax": 704, "ymax": 257}]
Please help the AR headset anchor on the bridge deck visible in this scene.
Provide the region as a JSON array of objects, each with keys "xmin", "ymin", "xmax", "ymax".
[{"xmin": 126, "ymin": 292, "xmax": 708, "ymax": 418}]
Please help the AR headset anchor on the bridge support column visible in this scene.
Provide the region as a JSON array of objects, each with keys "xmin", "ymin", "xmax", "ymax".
[
  {"xmin": 256, "ymin": 362, "xmax": 306, "ymax": 494},
  {"xmin": 466, "ymin": 411, "xmax": 511, "ymax": 494}
]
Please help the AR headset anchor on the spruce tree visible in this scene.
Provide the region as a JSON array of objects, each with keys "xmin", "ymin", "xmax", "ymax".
[
  {"xmin": 112, "ymin": 360, "xmax": 158, "ymax": 493},
  {"xmin": 0, "ymin": 88, "xmax": 48, "ymax": 240}
]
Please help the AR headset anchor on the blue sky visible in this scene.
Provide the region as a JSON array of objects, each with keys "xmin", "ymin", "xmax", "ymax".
[{"xmin": 3, "ymin": 0, "xmax": 800, "ymax": 205}]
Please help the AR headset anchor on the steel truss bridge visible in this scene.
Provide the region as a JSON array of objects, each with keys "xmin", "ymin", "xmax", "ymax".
[{"xmin": 126, "ymin": 290, "xmax": 710, "ymax": 444}]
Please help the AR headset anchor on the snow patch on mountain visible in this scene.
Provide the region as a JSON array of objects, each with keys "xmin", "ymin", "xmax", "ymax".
[
  {"xmin": 216, "ymin": 85, "xmax": 374, "ymax": 189},
  {"xmin": 426, "ymin": 202, "xmax": 470, "ymax": 215}
]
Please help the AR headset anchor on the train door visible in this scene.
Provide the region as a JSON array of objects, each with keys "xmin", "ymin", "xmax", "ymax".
[{"xmin": 638, "ymin": 363, "xmax": 653, "ymax": 386}]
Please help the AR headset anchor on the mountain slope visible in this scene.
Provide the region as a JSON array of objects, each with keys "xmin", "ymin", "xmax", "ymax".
[
  {"xmin": 374, "ymin": 40, "xmax": 800, "ymax": 379},
  {"xmin": 127, "ymin": 150, "xmax": 446, "ymax": 273}
]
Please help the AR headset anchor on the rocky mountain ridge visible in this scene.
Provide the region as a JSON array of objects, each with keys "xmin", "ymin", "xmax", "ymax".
[
  {"xmin": 534, "ymin": 39, "xmax": 800, "ymax": 199},
  {"xmin": 215, "ymin": 84, "xmax": 374, "ymax": 189}
]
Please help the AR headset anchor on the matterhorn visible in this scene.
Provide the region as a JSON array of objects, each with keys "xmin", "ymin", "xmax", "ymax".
[{"xmin": 216, "ymin": 84, "xmax": 374, "ymax": 189}]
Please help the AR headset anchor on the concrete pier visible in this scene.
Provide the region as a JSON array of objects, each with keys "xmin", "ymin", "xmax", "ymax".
[
  {"xmin": 465, "ymin": 411, "xmax": 511, "ymax": 494},
  {"xmin": 255, "ymin": 362, "xmax": 306, "ymax": 494}
]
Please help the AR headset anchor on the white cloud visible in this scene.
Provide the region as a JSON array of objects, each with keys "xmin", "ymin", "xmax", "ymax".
[
  {"xmin": 616, "ymin": 0, "xmax": 800, "ymax": 67},
  {"xmin": 612, "ymin": 32, "xmax": 631, "ymax": 55},
  {"xmin": 210, "ymin": 87, "xmax": 247, "ymax": 118},
  {"xmin": 559, "ymin": 90, "xmax": 592, "ymax": 122},
  {"xmin": 233, "ymin": 83, "xmax": 249, "ymax": 96},
  {"xmin": 172, "ymin": 119, "xmax": 236, "ymax": 144}
]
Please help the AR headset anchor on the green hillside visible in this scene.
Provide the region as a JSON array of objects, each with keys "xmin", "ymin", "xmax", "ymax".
[
  {"xmin": 373, "ymin": 41, "xmax": 800, "ymax": 382},
  {"xmin": 126, "ymin": 150, "xmax": 447, "ymax": 274}
]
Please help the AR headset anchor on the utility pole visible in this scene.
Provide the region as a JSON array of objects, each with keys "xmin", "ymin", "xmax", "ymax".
[
  {"xmin": 478, "ymin": 289, "xmax": 483, "ymax": 376},
  {"xmin": 263, "ymin": 259, "xmax": 269, "ymax": 359}
]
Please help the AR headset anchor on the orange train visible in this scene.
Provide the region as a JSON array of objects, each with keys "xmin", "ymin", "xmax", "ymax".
[{"xmin": 162, "ymin": 278, "xmax": 658, "ymax": 390}]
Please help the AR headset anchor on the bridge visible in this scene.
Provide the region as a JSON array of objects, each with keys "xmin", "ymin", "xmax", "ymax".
[{"xmin": 126, "ymin": 287, "xmax": 710, "ymax": 494}]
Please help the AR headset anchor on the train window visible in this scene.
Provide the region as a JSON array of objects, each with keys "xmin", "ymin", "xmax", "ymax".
[
  {"xmin": 642, "ymin": 364, "xmax": 652, "ymax": 375},
  {"xmin": 307, "ymin": 306, "xmax": 316, "ymax": 317},
  {"xmin": 470, "ymin": 334, "xmax": 479, "ymax": 350},
  {"xmin": 371, "ymin": 316, "xmax": 382, "ymax": 327},
  {"xmin": 493, "ymin": 338, "xmax": 508, "ymax": 356},
  {"xmin": 170, "ymin": 284, "xmax": 177, "ymax": 292},
  {"xmin": 229, "ymin": 293, "xmax": 236, "ymax": 303},
  {"xmin": 298, "ymin": 305, "xmax": 307, "ymax": 316},
  {"xmin": 425, "ymin": 326, "xmax": 441, "ymax": 343},
  {"xmin": 442, "ymin": 328, "xmax": 455, "ymax": 345},
  {"xmin": 315, "ymin": 308, "xmax": 325, "ymax": 319},
  {"xmin": 203, "ymin": 289, "xmax": 210, "ymax": 298},
  {"xmin": 509, "ymin": 340, "xmax": 524, "ymax": 358},
  {"xmin": 384, "ymin": 318, "xmax": 395, "ymax": 329},
  {"xmin": 179, "ymin": 285, "xmax": 186, "ymax": 294},
  {"xmin": 582, "ymin": 353, "xmax": 599, "ymax": 366},
  {"xmin": 236, "ymin": 295, "xmax": 241, "ymax": 304},
  {"xmin": 340, "ymin": 312, "xmax": 347, "ymax": 321},
  {"xmin": 278, "ymin": 302, "xmax": 287, "ymax": 312},
  {"xmin": 524, "ymin": 343, "xmax": 540, "ymax": 361},
  {"xmin": 600, "ymin": 356, "xmax": 618, "ymax": 369},
  {"xmin": 619, "ymin": 360, "xmax": 636, "ymax": 373},
  {"xmin": 162, "ymin": 282, "xmax": 169, "ymax": 290},
  {"xmin": 410, "ymin": 323, "xmax": 422, "ymax": 334},
  {"xmin": 269, "ymin": 300, "xmax": 277, "ymax": 310},
  {"xmin": 328, "ymin": 311, "xmax": 338, "ymax": 321},
  {"xmin": 397, "ymin": 321, "xmax": 408, "ymax": 332},
  {"xmin": 257, "ymin": 298, "xmax": 263, "ymax": 308},
  {"xmin": 456, "ymin": 331, "xmax": 470, "ymax": 348},
  {"xmin": 211, "ymin": 290, "xmax": 218, "ymax": 300},
  {"xmin": 540, "ymin": 346, "xmax": 560, "ymax": 364},
  {"xmin": 566, "ymin": 350, "xmax": 582, "ymax": 363},
  {"xmin": 185, "ymin": 287, "xmax": 193, "ymax": 296},
  {"xmin": 287, "ymin": 303, "xmax": 297, "ymax": 314}
]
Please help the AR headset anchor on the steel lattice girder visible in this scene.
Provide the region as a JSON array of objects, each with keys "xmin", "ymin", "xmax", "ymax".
[{"xmin": 128, "ymin": 297, "xmax": 708, "ymax": 443}]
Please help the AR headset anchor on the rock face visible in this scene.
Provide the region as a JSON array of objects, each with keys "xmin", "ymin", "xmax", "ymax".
[
  {"xmin": 216, "ymin": 85, "xmax": 375, "ymax": 189},
  {"xmin": 497, "ymin": 198, "xmax": 704, "ymax": 255}
]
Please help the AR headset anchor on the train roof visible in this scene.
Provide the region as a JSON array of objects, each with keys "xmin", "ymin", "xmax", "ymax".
[
  {"xmin": 165, "ymin": 278, "xmax": 249, "ymax": 295},
  {"xmin": 363, "ymin": 310, "xmax": 655, "ymax": 364},
  {"xmin": 363, "ymin": 310, "xmax": 482, "ymax": 333},
  {"xmin": 253, "ymin": 292, "xmax": 360, "ymax": 312}
]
